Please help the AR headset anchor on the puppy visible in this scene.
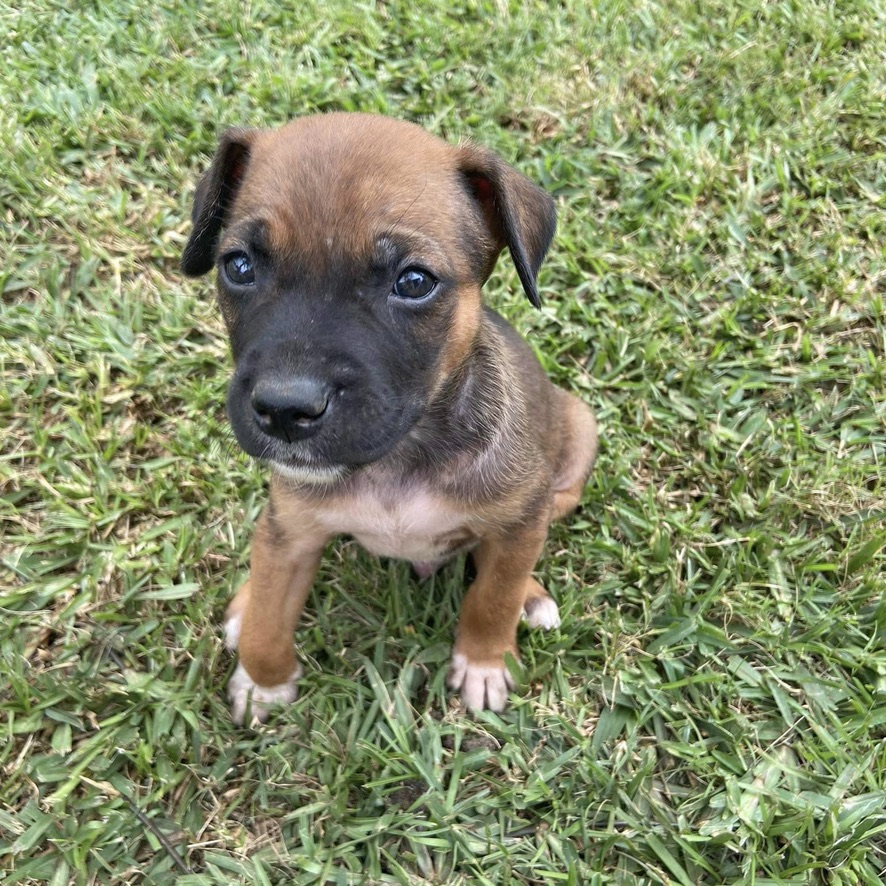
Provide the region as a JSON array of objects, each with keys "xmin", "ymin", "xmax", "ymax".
[{"xmin": 182, "ymin": 113, "xmax": 597, "ymax": 723}]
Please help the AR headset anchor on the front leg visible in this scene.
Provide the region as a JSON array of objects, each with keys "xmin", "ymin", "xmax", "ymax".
[
  {"xmin": 446, "ymin": 524, "xmax": 548, "ymax": 712},
  {"xmin": 224, "ymin": 504, "xmax": 330, "ymax": 724}
]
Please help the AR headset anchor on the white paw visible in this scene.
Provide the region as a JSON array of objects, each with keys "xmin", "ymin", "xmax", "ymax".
[
  {"xmin": 227, "ymin": 662, "xmax": 302, "ymax": 725},
  {"xmin": 223, "ymin": 609, "xmax": 242, "ymax": 651},
  {"xmin": 446, "ymin": 652, "xmax": 516, "ymax": 712},
  {"xmin": 522, "ymin": 596, "xmax": 561, "ymax": 630}
]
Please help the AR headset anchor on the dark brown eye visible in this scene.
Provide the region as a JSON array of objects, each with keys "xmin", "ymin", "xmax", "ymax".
[
  {"xmin": 223, "ymin": 252, "xmax": 255, "ymax": 286},
  {"xmin": 393, "ymin": 267, "xmax": 437, "ymax": 300}
]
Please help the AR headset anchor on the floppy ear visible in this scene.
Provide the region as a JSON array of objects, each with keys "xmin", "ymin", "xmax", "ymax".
[
  {"xmin": 457, "ymin": 144, "xmax": 556, "ymax": 308},
  {"xmin": 181, "ymin": 128, "xmax": 257, "ymax": 277}
]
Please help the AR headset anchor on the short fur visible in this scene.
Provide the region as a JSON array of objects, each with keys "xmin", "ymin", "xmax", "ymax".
[{"xmin": 183, "ymin": 113, "xmax": 597, "ymax": 723}]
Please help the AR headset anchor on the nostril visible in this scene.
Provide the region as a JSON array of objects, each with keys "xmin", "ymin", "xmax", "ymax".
[
  {"xmin": 252, "ymin": 403, "xmax": 275, "ymax": 433},
  {"xmin": 292, "ymin": 395, "xmax": 328, "ymax": 423}
]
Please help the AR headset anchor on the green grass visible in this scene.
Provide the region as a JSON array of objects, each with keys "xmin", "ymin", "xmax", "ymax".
[{"xmin": 2, "ymin": 0, "xmax": 885, "ymax": 882}]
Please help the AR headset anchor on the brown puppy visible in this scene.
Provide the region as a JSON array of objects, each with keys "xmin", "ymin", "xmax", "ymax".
[{"xmin": 182, "ymin": 114, "xmax": 597, "ymax": 723}]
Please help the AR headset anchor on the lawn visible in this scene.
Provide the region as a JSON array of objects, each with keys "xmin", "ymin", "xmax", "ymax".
[{"xmin": 2, "ymin": 0, "xmax": 885, "ymax": 883}]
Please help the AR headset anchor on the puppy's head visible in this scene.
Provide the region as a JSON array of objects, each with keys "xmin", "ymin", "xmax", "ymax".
[{"xmin": 182, "ymin": 113, "xmax": 555, "ymax": 483}]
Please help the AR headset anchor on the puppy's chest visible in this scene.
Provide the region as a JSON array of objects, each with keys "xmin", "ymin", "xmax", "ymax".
[{"xmin": 316, "ymin": 487, "xmax": 476, "ymax": 562}]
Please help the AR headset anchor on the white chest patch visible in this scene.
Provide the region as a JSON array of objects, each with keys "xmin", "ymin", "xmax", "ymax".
[{"xmin": 316, "ymin": 486, "xmax": 475, "ymax": 562}]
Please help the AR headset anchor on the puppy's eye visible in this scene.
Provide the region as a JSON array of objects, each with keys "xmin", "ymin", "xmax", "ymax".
[
  {"xmin": 393, "ymin": 267, "xmax": 437, "ymax": 300},
  {"xmin": 222, "ymin": 252, "xmax": 255, "ymax": 286}
]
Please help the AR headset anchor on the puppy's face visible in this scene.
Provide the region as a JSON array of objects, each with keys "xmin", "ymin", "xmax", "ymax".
[{"xmin": 182, "ymin": 114, "xmax": 555, "ymax": 482}]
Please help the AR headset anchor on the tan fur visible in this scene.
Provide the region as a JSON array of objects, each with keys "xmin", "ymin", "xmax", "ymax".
[
  {"xmin": 450, "ymin": 528, "xmax": 548, "ymax": 667},
  {"xmin": 436, "ymin": 284, "xmax": 482, "ymax": 379}
]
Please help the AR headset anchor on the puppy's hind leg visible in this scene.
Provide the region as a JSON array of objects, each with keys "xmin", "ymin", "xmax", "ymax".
[
  {"xmin": 522, "ymin": 578, "xmax": 561, "ymax": 630},
  {"xmin": 551, "ymin": 392, "xmax": 598, "ymax": 521}
]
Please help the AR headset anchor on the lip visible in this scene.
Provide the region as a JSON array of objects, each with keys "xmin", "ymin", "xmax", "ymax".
[{"xmin": 270, "ymin": 458, "xmax": 349, "ymax": 486}]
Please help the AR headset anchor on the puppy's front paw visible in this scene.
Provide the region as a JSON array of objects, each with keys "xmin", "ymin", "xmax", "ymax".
[
  {"xmin": 446, "ymin": 652, "xmax": 516, "ymax": 712},
  {"xmin": 227, "ymin": 662, "xmax": 302, "ymax": 725}
]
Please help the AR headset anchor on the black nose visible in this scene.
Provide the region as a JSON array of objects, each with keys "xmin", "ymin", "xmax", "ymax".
[{"xmin": 251, "ymin": 377, "xmax": 332, "ymax": 442}]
